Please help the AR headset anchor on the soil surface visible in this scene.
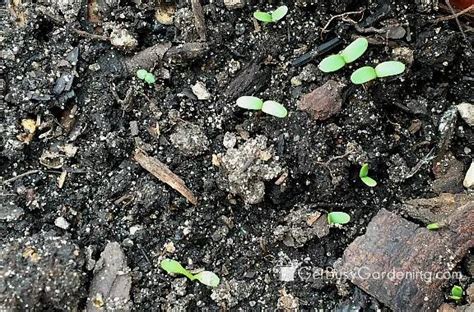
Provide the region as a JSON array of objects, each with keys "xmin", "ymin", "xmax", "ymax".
[{"xmin": 1, "ymin": 0, "xmax": 473, "ymax": 311}]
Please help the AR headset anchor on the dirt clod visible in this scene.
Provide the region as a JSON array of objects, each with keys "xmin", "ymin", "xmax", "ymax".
[{"xmin": 297, "ymin": 80, "xmax": 345, "ymax": 120}]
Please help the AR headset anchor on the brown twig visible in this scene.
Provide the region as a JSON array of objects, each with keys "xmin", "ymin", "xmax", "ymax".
[
  {"xmin": 434, "ymin": 4, "xmax": 474, "ymax": 22},
  {"xmin": 134, "ymin": 149, "xmax": 197, "ymax": 205},
  {"xmin": 321, "ymin": 9, "xmax": 365, "ymax": 39},
  {"xmin": 444, "ymin": 0, "xmax": 469, "ymax": 46},
  {"xmin": 191, "ymin": 0, "xmax": 207, "ymax": 41},
  {"xmin": 1, "ymin": 170, "xmax": 41, "ymax": 185}
]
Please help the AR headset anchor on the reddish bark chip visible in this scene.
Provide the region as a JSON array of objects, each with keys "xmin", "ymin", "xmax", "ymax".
[
  {"xmin": 297, "ymin": 80, "xmax": 345, "ymax": 120},
  {"xmin": 335, "ymin": 204, "xmax": 474, "ymax": 311}
]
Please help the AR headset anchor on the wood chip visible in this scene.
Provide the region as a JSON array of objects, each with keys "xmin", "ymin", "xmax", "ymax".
[
  {"xmin": 191, "ymin": 0, "xmax": 206, "ymax": 41},
  {"xmin": 134, "ymin": 149, "xmax": 197, "ymax": 205}
]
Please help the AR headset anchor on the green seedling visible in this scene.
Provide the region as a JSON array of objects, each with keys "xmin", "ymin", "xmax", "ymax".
[
  {"xmin": 359, "ymin": 163, "xmax": 377, "ymax": 187},
  {"xmin": 160, "ymin": 259, "xmax": 220, "ymax": 287},
  {"xmin": 262, "ymin": 100, "xmax": 288, "ymax": 118},
  {"xmin": 427, "ymin": 223, "xmax": 441, "ymax": 230},
  {"xmin": 253, "ymin": 5, "xmax": 288, "ymax": 23},
  {"xmin": 327, "ymin": 212, "xmax": 351, "ymax": 225},
  {"xmin": 236, "ymin": 96, "xmax": 263, "ymax": 110},
  {"xmin": 236, "ymin": 96, "xmax": 287, "ymax": 118},
  {"xmin": 318, "ymin": 38, "xmax": 368, "ymax": 73},
  {"xmin": 449, "ymin": 285, "xmax": 463, "ymax": 301},
  {"xmin": 351, "ymin": 61, "xmax": 405, "ymax": 84},
  {"xmin": 136, "ymin": 69, "xmax": 156, "ymax": 84}
]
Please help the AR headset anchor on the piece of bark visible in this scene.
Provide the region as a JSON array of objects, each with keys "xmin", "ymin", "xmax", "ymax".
[
  {"xmin": 335, "ymin": 205, "xmax": 474, "ymax": 312},
  {"xmin": 191, "ymin": 0, "xmax": 206, "ymax": 41},
  {"xmin": 163, "ymin": 42, "xmax": 209, "ymax": 64},
  {"xmin": 125, "ymin": 42, "xmax": 172, "ymax": 73},
  {"xmin": 297, "ymin": 80, "xmax": 345, "ymax": 120},
  {"xmin": 402, "ymin": 193, "xmax": 473, "ymax": 223},
  {"xmin": 87, "ymin": 242, "xmax": 132, "ymax": 312},
  {"xmin": 224, "ymin": 61, "xmax": 270, "ymax": 100},
  {"xmin": 134, "ymin": 149, "xmax": 197, "ymax": 205}
]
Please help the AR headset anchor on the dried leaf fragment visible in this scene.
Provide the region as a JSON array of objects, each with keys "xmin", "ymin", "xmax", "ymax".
[{"xmin": 134, "ymin": 149, "xmax": 197, "ymax": 205}]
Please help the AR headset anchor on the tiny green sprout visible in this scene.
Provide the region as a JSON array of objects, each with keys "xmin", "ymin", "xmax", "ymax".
[
  {"xmin": 261, "ymin": 100, "xmax": 288, "ymax": 118},
  {"xmin": 350, "ymin": 61, "xmax": 405, "ymax": 84},
  {"xmin": 327, "ymin": 212, "xmax": 351, "ymax": 225},
  {"xmin": 160, "ymin": 259, "xmax": 220, "ymax": 288},
  {"xmin": 144, "ymin": 72, "xmax": 156, "ymax": 84},
  {"xmin": 449, "ymin": 285, "xmax": 463, "ymax": 301},
  {"xmin": 350, "ymin": 66, "xmax": 377, "ymax": 84},
  {"xmin": 236, "ymin": 96, "xmax": 264, "ymax": 110},
  {"xmin": 137, "ymin": 69, "xmax": 147, "ymax": 80},
  {"xmin": 136, "ymin": 69, "xmax": 156, "ymax": 84},
  {"xmin": 359, "ymin": 163, "xmax": 377, "ymax": 187},
  {"xmin": 318, "ymin": 38, "xmax": 368, "ymax": 73},
  {"xmin": 427, "ymin": 223, "xmax": 441, "ymax": 230},
  {"xmin": 236, "ymin": 96, "xmax": 287, "ymax": 118},
  {"xmin": 253, "ymin": 5, "xmax": 288, "ymax": 23}
]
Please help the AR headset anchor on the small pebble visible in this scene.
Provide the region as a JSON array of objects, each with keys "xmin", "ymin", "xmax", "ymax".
[{"xmin": 54, "ymin": 216, "xmax": 70, "ymax": 229}]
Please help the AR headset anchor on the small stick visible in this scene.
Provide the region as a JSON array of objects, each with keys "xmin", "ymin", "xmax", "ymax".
[
  {"xmin": 2, "ymin": 170, "xmax": 41, "ymax": 185},
  {"xmin": 134, "ymin": 149, "xmax": 197, "ymax": 205},
  {"xmin": 191, "ymin": 0, "xmax": 207, "ymax": 41},
  {"xmin": 321, "ymin": 9, "xmax": 365, "ymax": 39},
  {"xmin": 444, "ymin": 0, "xmax": 469, "ymax": 46},
  {"xmin": 434, "ymin": 4, "xmax": 474, "ymax": 22}
]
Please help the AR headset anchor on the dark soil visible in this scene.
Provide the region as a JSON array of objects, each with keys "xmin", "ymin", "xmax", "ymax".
[{"xmin": 1, "ymin": 0, "xmax": 473, "ymax": 310}]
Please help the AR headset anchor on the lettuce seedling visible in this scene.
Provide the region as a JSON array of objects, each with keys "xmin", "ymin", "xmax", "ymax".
[
  {"xmin": 262, "ymin": 100, "xmax": 288, "ymax": 118},
  {"xmin": 327, "ymin": 212, "xmax": 351, "ymax": 225},
  {"xmin": 236, "ymin": 96, "xmax": 263, "ymax": 110},
  {"xmin": 236, "ymin": 96, "xmax": 287, "ymax": 118},
  {"xmin": 254, "ymin": 5, "xmax": 288, "ymax": 23},
  {"xmin": 449, "ymin": 285, "xmax": 463, "ymax": 301},
  {"xmin": 351, "ymin": 61, "xmax": 405, "ymax": 84},
  {"xmin": 427, "ymin": 223, "xmax": 441, "ymax": 230},
  {"xmin": 136, "ymin": 69, "xmax": 156, "ymax": 84},
  {"xmin": 160, "ymin": 259, "xmax": 220, "ymax": 287},
  {"xmin": 318, "ymin": 38, "xmax": 368, "ymax": 73},
  {"xmin": 359, "ymin": 163, "xmax": 377, "ymax": 187}
]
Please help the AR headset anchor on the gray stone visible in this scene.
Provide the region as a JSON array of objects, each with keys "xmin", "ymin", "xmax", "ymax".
[
  {"xmin": 464, "ymin": 161, "xmax": 474, "ymax": 189},
  {"xmin": 87, "ymin": 242, "xmax": 132, "ymax": 312},
  {"xmin": 457, "ymin": 102, "xmax": 474, "ymax": 126},
  {"xmin": 223, "ymin": 0, "xmax": 245, "ymax": 9}
]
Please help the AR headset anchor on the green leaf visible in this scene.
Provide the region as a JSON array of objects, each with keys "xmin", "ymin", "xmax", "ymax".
[
  {"xmin": 351, "ymin": 66, "xmax": 377, "ymax": 84},
  {"xmin": 253, "ymin": 11, "xmax": 273, "ymax": 23},
  {"xmin": 427, "ymin": 223, "xmax": 440, "ymax": 230},
  {"xmin": 236, "ymin": 96, "xmax": 264, "ymax": 110},
  {"xmin": 194, "ymin": 271, "xmax": 220, "ymax": 287},
  {"xmin": 271, "ymin": 5, "xmax": 288, "ymax": 22},
  {"xmin": 361, "ymin": 176, "xmax": 377, "ymax": 187},
  {"xmin": 359, "ymin": 163, "xmax": 369, "ymax": 178},
  {"xmin": 261, "ymin": 100, "xmax": 288, "ymax": 118},
  {"xmin": 137, "ymin": 69, "xmax": 148, "ymax": 80},
  {"xmin": 374, "ymin": 61, "xmax": 405, "ymax": 78},
  {"xmin": 318, "ymin": 54, "xmax": 346, "ymax": 73},
  {"xmin": 160, "ymin": 259, "xmax": 195, "ymax": 281},
  {"xmin": 341, "ymin": 37, "xmax": 368, "ymax": 63},
  {"xmin": 144, "ymin": 72, "xmax": 156, "ymax": 84},
  {"xmin": 451, "ymin": 286, "xmax": 463, "ymax": 299},
  {"xmin": 327, "ymin": 212, "xmax": 351, "ymax": 225}
]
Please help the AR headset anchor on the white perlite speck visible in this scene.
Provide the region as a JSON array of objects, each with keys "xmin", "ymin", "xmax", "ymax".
[
  {"xmin": 54, "ymin": 217, "xmax": 70, "ymax": 229},
  {"xmin": 463, "ymin": 161, "xmax": 474, "ymax": 189}
]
